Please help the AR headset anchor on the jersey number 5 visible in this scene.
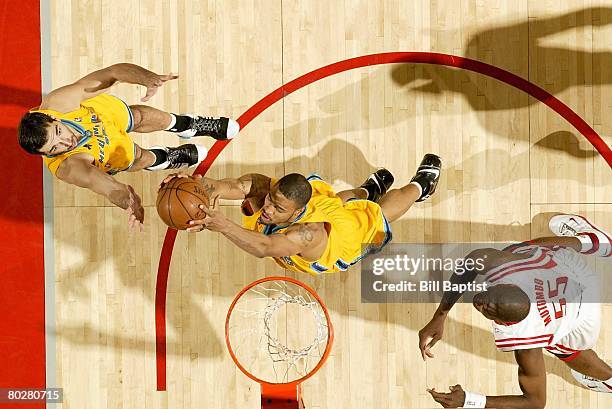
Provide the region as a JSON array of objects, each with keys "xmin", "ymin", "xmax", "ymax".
[{"xmin": 547, "ymin": 276, "xmax": 568, "ymax": 319}]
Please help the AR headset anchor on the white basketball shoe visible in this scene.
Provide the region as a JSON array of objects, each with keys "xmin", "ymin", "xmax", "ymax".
[
  {"xmin": 549, "ymin": 214, "xmax": 612, "ymax": 257},
  {"xmin": 571, "ymin": 369, "xmax": 612, "ymax": 393}
]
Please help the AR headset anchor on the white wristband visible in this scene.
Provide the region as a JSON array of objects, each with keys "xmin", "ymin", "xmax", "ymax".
[{"xmin": 463, "ymin": 391, "xmax": 486, "ymax": 408}]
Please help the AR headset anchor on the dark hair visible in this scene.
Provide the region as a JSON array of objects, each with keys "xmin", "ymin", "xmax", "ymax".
[
  {"xmin": 18, "ymin": 112, "xmax": 54, "ymax": 154},
  {"xmin": 490, "ymin": 285, "xmax": 531, "ymax": 323},
  {"xmin": 276, "ymin": 173, "xmax": 312, "ymax": 208}
]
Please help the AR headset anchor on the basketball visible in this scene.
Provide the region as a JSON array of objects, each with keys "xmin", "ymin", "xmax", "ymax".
[{"xmin": 156, "ymin": 176, "xmax": 209, "ymax": 230}]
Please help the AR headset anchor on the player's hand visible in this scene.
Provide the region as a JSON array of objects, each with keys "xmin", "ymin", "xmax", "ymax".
[
  {"xmin": 418, "ymin": 313, "xmax": 446, "ymax": 360},
  {"xmin": 140, "ymin": 72, "xmax": 179, "ymax": 102},
  {"xmin": 427, "ymin": 385, "xmax": 465, "ymax": 408},
  {"xmin": 126, "ymin": 185, "xmax": 144, "ymax": 232},
  {"xmin": 187, "ymin": 201, "xmax": 225, "ymax": 233},
  {"xmin": 159, "ymin": 173, "xmax": 202, "ymax": 191}
]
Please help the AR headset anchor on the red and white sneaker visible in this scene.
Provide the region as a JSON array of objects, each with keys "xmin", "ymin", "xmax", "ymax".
[
  {"xmin": 549, "ymin": 214, "xmax": 612, "ymax": 257},
  {"xmin": 571, "ymin": 369, "xmax": 612, "ymax": 393}
]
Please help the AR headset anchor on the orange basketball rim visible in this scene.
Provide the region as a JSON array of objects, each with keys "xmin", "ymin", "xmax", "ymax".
[{"xmin": 225, "ymin": 276, "xmax": 334, "ymax": 409}]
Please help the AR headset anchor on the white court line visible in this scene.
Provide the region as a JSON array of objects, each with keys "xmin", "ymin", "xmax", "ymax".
[{"xmin": 40, "ymin": 0, "xmax": 57, "ymax": 407}]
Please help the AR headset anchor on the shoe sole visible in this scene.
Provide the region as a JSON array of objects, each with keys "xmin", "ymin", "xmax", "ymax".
[{"xmin": 549, "ymin": 214, "xmax": 612, "ymax": 242}]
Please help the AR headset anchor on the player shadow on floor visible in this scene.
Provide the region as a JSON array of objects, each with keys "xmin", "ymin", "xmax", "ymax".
[
  {"xmin": 214, "ymin": 137, "xmax": 590, "ymax": 199},
  {"xmin": 51, "ymin": 214, "xmax": 225, "ymax": 359},
  {"xmin": 268, "ymin": 63, "xmax": 527, "ymax": 149},
  {"xmin": 271, "ymin": 67, "xmax": 600, "ymax": 156},
  {"xmin": 0, "ymin": 127, "xmax": 47, "ymax": 225},
  {"xmin": 0, "ymin": 84, "xmax": 42, "ymax": 108},
  {"xmin": 272, "ymin": 7, "xmax": 610, "ymax": 153},
  {"xmin": 0, "ymin": 85, "xmax": 50, "ymax": 225},
  {"xmin": 534, "ymin": 131, "xmax": 598, "ymax": 160},
  {"xmin": 391, "ymin": 6, "xmax": 611, "ymax": 134}
]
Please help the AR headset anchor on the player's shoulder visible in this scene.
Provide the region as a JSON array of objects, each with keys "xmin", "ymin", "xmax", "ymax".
[
  {"xmin": 40, "ymin": 87, "xmax": 109, "ymax": 113},
  {"xmin": 55, "ymin": 153, "xmax": 96, "ymax": 179},
  {"xmin": 485, "ymin": 246, "xmax": 555, "ymax": 284},
  {"xmin": 39, "ymin": 95, "xmax": 82, "ymax": 114}
]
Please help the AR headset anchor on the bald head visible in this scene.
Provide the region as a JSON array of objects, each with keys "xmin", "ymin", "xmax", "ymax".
[{"xmin": 473, "ymin": 284, "xmax": 531, "ymax": 323}]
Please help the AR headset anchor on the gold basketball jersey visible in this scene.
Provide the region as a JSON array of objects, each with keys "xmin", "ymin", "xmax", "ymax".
[
  {"xmin": 32, "ymin": 94, "xmax": 136, "ymax": 175},
  {"xmin": 242, "ymin": 174, "xmax": 392, "ymax": 275}
]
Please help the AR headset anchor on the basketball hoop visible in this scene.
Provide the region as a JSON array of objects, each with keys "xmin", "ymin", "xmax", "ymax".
[{"xmin": 225, "ymin": 277, "xmax": 334, "ymax": 408}]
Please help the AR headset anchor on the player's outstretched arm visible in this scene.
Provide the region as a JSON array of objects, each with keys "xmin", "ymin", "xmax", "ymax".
[
  {"xmin": 189, "ymin": 205, "xmax": 309, "ymax": 258},
  {"xmin": 162, "ymin": 173, "xmax": 271, "ymax": 203},
  {"xmin": 56, "ymin": 155, "xmax": 144, "ymax": 228},
  {"xmin": 216, "ymin": 173, "xmax": 272, "ymax": 202},
  {"xmin": 427, "ymin": 349, "xmax": 546, "ymax": 409},
  {"xmin": 418, "ymin": 248, "xmax": 498, "ymax": 360},
  {"xmin": 40, "ymin": 63, "xmax": 178, "ymax": 112},
  {"xmin": 486, "ymin": 349, "xmax": 547, "ymax": 409},
  {"xmin": 222, "ymin": 224, "xmax": 308, "ymax": 259}
]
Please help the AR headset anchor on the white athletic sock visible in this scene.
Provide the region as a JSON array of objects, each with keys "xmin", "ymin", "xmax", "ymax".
[
  {"xmin": 410, "ymin": 181, "xmax": 423, "ymax": 197},
  {"xmin": 164, "ymin": 114, "xmax": 177, "ymax": 130}
]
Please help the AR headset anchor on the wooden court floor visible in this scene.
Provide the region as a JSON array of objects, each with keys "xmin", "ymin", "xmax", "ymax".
[{"xmin": 47, "ymin": 1, "xmax": 611, "ymax": 408}]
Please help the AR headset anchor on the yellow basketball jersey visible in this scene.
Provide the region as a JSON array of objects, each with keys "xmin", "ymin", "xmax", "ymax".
[
  {"xmin": 32, "ymin": 94, "xmax": 136, "ymax": 175},
  {"xmin": 242, "ymin": 174, "xmax": 392, "ymax": 275}
]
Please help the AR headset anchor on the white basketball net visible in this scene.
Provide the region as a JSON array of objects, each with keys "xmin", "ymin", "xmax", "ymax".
[{"xmin": 227, "ymin": 279, "xmax": 330, "ymax": 384}]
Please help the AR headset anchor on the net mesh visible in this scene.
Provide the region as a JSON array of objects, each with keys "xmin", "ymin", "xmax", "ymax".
[{"xmin": 227, "ymin": 279, "xmax": 330, "ymax": 384}]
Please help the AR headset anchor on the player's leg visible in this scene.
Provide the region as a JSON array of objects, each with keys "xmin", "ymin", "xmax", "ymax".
[
  {"xmin": 128, "ymin": 143, "xmax": 208, "ymax": 172},
  {"xmin": 564, "ymin": 350, "xmax": 612, "ymax": 381},
  {"xmin": 563, "ymin": 350, "xmax": 612, "ymax": 393},
  {"xmin": 523, "ymin": 236, "xmax": 583, "ymax": 252},
  {"xmin": 129, "ymin": 105, "xmax": 172, "ymax": 132},
  {"xmin": 129, "ymin": 105, "xmax": 239, "ymax": 140},
  {"xmin": 550, "ymin": 295, "xmax": 609, "ymax": 392},
  {"xmin": 128, "ymin": 144, "xmax": 155, "ymax": 170},
  {"xmin": 336, "ymin": 187, "xmax": 367, "ymax": 203},
  {"xmin": 378, "ymin": 184, "xmax": 421, "ymax": 222},
  {"xmin": 548, "ymin": 214, "xmax": 612, "ymax": 257},
  {"xmin": 379, "ymin": 154, "xmax": 441, "ymax": 222}
]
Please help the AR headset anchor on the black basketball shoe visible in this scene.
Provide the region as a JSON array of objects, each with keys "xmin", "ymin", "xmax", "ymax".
[
  {"xmin": 410, "ymin": 154, "xmax": 441, "ymax": 202},
  {"xmin": 177, "ymin": 115, "xmax": 240, "ymax": 140},
  {"xmin": 359, "ymin": 168, "xmax": 395, "ymax": 203},
  {"xmin": 146, "ymin": 144, "xmax": 208, "ymax": 171}
]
